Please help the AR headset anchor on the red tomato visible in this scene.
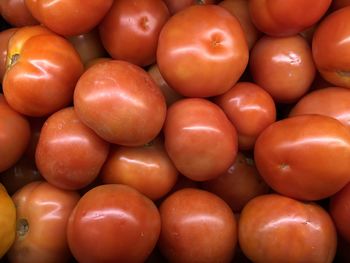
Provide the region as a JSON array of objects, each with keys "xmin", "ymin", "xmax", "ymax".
[
  {"xmin": 239, "ymin": 194, "xmax": 337, "ymax": 263},
  {"xmin": 157, "ymin": 5, "xmax": 248, "ymax": 97},
  {"xmin": 159, "ymin": 188, "xmax": 237, "ymax": 263},
  {"xmin": 214, "ymin": 82, "xmax": 276, "ymax": 150},
  {"xmin": 290, "ymin": 87, "xmax": 350, "ymax": 130},
  {"xmin": 3, "ymin": 25, "xmax": 84, "ymax": 117},
  {"xmin": 312, "ymin": 6, "xmax": 350, "ymax": 88},
  {"xmin": 249, "ymin": 0, "xmax": 332, "ymax": 36},
  {"xmin": 164, "ymin": 98, "xmax": 238, "ymax": 181},
  {"xmin": 250, "ymin": 35, "xmax": 316, "ymax": 103},
  {"xmin": 100, "ymin": 137, "xmax": 179, "ymax": 201},
  {"xmin": 24, "ymin": 0, "xmax": 113, "ymax": 36},
  {"xmin": 254, "ymin": 114, "xmax": 350, "ymax": 201},
  {"xmin": 0, "ymin": 95, "xmax": 30, "ymax": 173},
  {"xmin": 0, "ymin": 0, "xmax": 38, "ymax": 27},
  {"xmin": 0, "ymin": 28, "xmax": 17, "ymax": 83},
  {"xmin": 163, "ymin": 0, "xmax": 216, "ymax": 15},
  {"xmin": 7, "ymin": 181, "xmax": 80, "ymax": 263},
  {"xmin": 201, "ymin": 152, "xmax": 269, "ymax": 212},
  {"xmin": 67, "ymin": 184, "xmax": 161, "ymax": 263},
  {"xmin": 99, "ymin": 0, "xmax": 170, "ymax": 67},
  {"xmin": 35, "ymin": 107, "xmax": 110, "ymax": 190},
  {"xmin": 74, "ymin": 60, "xmax": 166, "ymax": 146}
]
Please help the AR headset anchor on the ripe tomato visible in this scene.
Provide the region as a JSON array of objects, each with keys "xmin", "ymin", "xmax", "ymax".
[
  {"xmin": 163, "ymin": 0, "xmax": 216, "ymax": 15},
  {"xmin": 0, "ymin": 0, "xmax": 38, "ymax": 27},
  {"xmin": 254, "ymin": 114, "xmax": 350, "ymax": 201},
  {"xmin": 0, "ymin": 94, "xmax": 30, "ymax": 173},
  {"xmin": 0, "ymin": 27, "xmax": 17, "ymax": 83},
  {"xmin": 7, "ymin": 181, "xmax": 80, "ymax": 263},
  {"xmin": 249, "ymin": 0, "xmax": 332, "ymax": 36},
  {"xmin": 312, "ymin": 6, "xmax": 350, "ymax": 88},
  {"xmin": 3, "ymin": 25, "xmax": 84, "ymax": 117},
  {"xmin": 35, "ymin": 107, "xmax": 110, "ymax": 190},
  {"xmin": 67, "ymin": 184, "xmax": 161, "ymax": 263},
  {"xmin": 24, "ymin": 0, "xmax": 113, "ymax": 36},
  {"xmin": 0, "ymin": 183, "xmax": 16, "ymax": 259},
  {"xmin": 74, "ymin": 60, "xmax": 166, "ymax": 146},
  {"xmin": 99, "ymin": 0, "xmax": 170, "ymax": 67},
  {"xmin": 158, "ymin": 188, "xmax": 237, "ymax": 263},
  {"xmin": 157, "ymin": 5, "xmax": 248, "ymax": 97},
  {"xmin": 164, "ymin": 98, "xmax": 238, "ymax": 181},
  {"xmin": 239, "ymin": 194, "xmax": 337, "ymax": 263}
]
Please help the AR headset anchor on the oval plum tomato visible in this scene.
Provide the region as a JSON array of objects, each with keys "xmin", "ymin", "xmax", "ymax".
[
  {"xmin": 254, "ymin": 114, "xmax": 350, "ymax": 201},
  {"xmin": 250, "ymin": 35, "xmax": 316, "ymax": 103},
  {"xmin": 0, "ymin": 0, "xmax": 38, "ymax": 27},
  {"xmin": 214, "ymin": 82, "xmax": 276, "ymax": 150},
  {"xmin": 157, "ymin": 5, "xmax": 248, "ymax": 97},
  {"xmin": 239, "ymin": 194, "xmax": 337, "ymax": 263},
  {"xmin": 0, "ymin": 95, "xmax": 30, "ymax": 173},
  {"xmin": 164, "ymin": 98, "xmax": 238, "ymax": 181},
  {"xmin": 248, "ymin": 0, "xmax": 332, "ymax": 36},
  {"xmin": 99, "ymin": 0, "xmax": 170, "ymax": 67},
  {"xmin": 67, "ymin": 184, "xmax": 161, "ymax": 263},
  {"xmin": 74, "ymin": 60, "xmax": 166, "ymax": 146},
  {"xmin": 312, "ymin": 6, "xmax": 350, "ymax": 88},
  {"xmin": 0, "ymin": 183, "xmax": 16, "ymax": 259},
  {"xmin": 163, "ymin": 0, "xmax": 216, "ymax": 15},
  {"xmin": 24, "ymin": 0, "xmax": 113, "ymax": 36},
  {"xmin": 0, "ymin": 27, "xmax": 17, "ymax": 83},
  {"xmin": 35, "ymin": 107, "xmax": 110, "ymax": 190},
  {"xmin": 158, "ymin": 188, "xmax": 237, "ymax": 263},
  {"xmin": 7, "ymin": 181, "xmax": 80, "ymax": 263},
  {"xmin": 3, "ymin": 25, "xmax": 84, "ymax": 117},
  {"xmin": 290, "ymin": 87, "xmax": 350, "ymax": 130},
  {"xmin": 100, "ymin": 137, "xmax": 178, "ymax": 201}
]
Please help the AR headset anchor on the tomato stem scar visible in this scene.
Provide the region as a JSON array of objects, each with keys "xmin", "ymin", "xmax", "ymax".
[{"xmin": 17, "ymin": 218, "xmax": 29, "ymax": 237}]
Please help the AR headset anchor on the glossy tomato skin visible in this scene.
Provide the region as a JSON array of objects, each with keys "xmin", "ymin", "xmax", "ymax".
[
  {"xmin": 0, "ymin": 28, "xmax": 17, "ymax": 82},
  {"xmin": 249, "ymin": 0, "xmax": 332, "ymax": 36},
  {"xmin": 312, "ymin": 6, "xmax": 350, "ymax": 88},
  {"xmin": 3, "ymin": 25, "xmax": 84, "ymax": 117},
  {"xmin": 163, "ymin": 0, "xmax": 216, "ymax": 15},
  {"xmin": 290, "ymin": 87, "xmax": 350, "ymax": 130},
  {"xmin": 0, "ymin": 0, "xmax": 38, "ymax": 27},
  {"xmin": 35, "ymin": 107, "xmax": 110, "ymax": 190},
  {"xmin": 157, "ymin": 5, "xmax": 248, "ymax": 97},
  {"xmin": 8, "ymin": 181, "xmax": 80, "ymax": 263},
  {"xmin": 158, "ymin": 188, "xmax": 237, "ymax": 263},
  {"xmin": 0, "ymin": 95, "xmax": 31, "ymax": 173},
  {"xmin": 239, "ymin": 194, "xmax": 337, "ymax": 263},
  {"xmin": 99, "ymin": 0, "xmax": 170, "ymax": 67},
  {"xmin": 254, "ymin": 114, "xmax": 350, "ymax": 201},
  {"xmin": 164, "ymin": 98, "xmax": 238, "ymax": 181},
  {"xmin": 214, "ymin": 82, "xmax": 276, "ymax": 150},
  {"xmin": 74, "ymin": 60, "xmax": 166, "ymax": 146},
  {"xmin": 24, "ymin": 0, "xmax": 113, "ymax": 36},
  {"xmin": 67, "ymin": 184, "xmax": 161, "ymax": 263},
  {"xmin": 250, "ymin": 35, "xmax": 316, "ymax": 103}
]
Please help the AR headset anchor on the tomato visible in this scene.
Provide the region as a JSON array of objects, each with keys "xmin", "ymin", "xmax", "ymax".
[
  {"xmin": 157, "ymin": 5, "xmax": 248, "ymax": 97},
  {"xmin": 0, "ymin": 183, "xmax": 16, "ymax": 259},
  {"xmin": 248, "ymin": 0, "xmax": 332, "ymax": 36},
  {"xmin": 7, "ymin": 181, "xmax": 80, "ymax": 263},
  {"xmin": 0, "ymin": 94, "xmax": 31, "ymax": 173},
  {"xmin": 67, "ymin": 184, "xmax": 161, "ymax": 263},
  {"xmin": 290, "ymin": 87, "xmax": 350, "ymax": 130},
  {"xmin": 249, "ymin": 35, "xmax": 316, "ymax": 103},
  {"xmin": 3, "ymin": 25, "xmax": 84, "ymax": 117},
  {"xmin": 35, "ymin": 107, "xmax": 110, "ymax": 190},
  {"xmin": 219, "ymin": 0, "xmax": 261, "ymax": 50},
  {"xmin": 163, "ymin": 0, "xmax": 216, "ymax": 15},
  {"xmin": 254, "ymin": 114, "xmax": 350, "ymax": 201},
  {"xmin": 312, "ymin": 6, "xmax": 350, "ymax": 88},
  {"xmin": 74, "ymin": 60, "xmax": 166, "ymax": 146},
  {"xmin": 238, "ymin": 194, "xmax": 337, "ymax": 263},
  {"xmin": 99, "ymin": 0, "xmax": 170, "ymax": 67},
  {"xmin": 201, "ymin": 152, "xmax": 269, "ymax": 212},
  {"xmin": 0, "ymin": 27, "xmax": 17, "ymax": 83},
  {"xmin": 100, "ymin": 137, "xmax": 178, "ymax": 201},
  {"xmin": 158, "ymin": 188, "xmax": 237, "ymax": 263},
  {"xmin": 164, "ymin": 98, "xmax": 238, "ymax": 181},
  {"xmin": 214, "ymin": 82, "xmax": 276, "ymax": 150},
  {"xmin": 0, "ymin": 0, "xmax": 38, "ymax": 27},
  {"xmin": 24, "ymin": 0, "xmax": 113, "ymax": 36}
]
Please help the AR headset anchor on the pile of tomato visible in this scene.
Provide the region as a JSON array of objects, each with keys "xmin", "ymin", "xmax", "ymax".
[{"xmin": 1, "ymin": 0, "xmax": 350, "ymax": 262}]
